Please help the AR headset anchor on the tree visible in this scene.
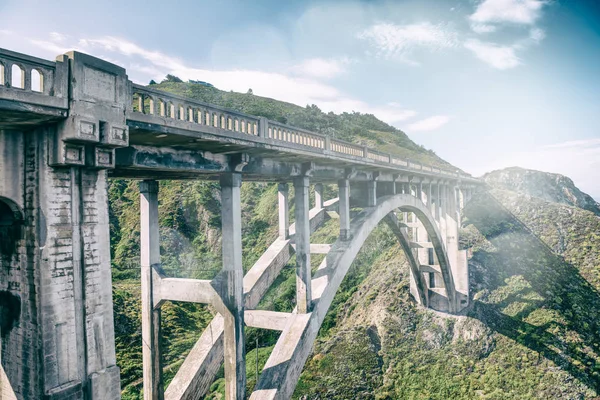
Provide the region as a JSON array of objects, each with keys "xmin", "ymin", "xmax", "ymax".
[
  {"xmin": 149, "ymin": 79, "xmax": 157, "ymax": 85},
  {"xmin": 247, "ymin": 88, "xmax": 253, "ymax": 95},
  {"xmin": 164, "ymin": 74, "xmax": 183, "ymax": 83}
]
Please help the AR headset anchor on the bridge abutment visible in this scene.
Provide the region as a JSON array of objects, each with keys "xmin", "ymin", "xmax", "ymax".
[{"xmin": 0, "ymin": 128, "xmax": 120, "ymax": 400}]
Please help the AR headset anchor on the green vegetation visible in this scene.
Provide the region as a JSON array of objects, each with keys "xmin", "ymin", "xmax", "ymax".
[{"xmin": 111, "ymin": 79, "xmax": 599, "ymax": 398}]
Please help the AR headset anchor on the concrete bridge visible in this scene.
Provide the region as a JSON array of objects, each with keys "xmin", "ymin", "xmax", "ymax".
[{"xmin": 0, "ymin": 49, "xmax": 479, "ymax": 399}]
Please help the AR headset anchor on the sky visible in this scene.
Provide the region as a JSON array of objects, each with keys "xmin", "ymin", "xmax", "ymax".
[{"xmin": 1, "ymin": 0, "xmax": 599, "ymax": 199}]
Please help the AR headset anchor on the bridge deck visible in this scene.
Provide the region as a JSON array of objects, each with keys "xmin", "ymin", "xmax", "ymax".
[{"xmin": 0, "ymin": 47, "xmax": 479, "ymax": 184}]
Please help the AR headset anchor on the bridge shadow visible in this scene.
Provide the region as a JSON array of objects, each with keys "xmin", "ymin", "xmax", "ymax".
[{"xmin": 464, "ymin": 191, "xmax": 600, "ymax": 393}]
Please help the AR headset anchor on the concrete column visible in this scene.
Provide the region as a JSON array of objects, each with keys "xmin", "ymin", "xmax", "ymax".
[
  {"xmin": 428, "ymin": 183, "xmax": 434, "ymax": 215},
  {"xmin": 140, "ymin": 180, "xmax": 164, "ymax": 400},
  {"xmin": 439, "ymin": 184, "xmax": 447, "ymax": 246},
  {"xmin": 278, "ymin": 183, "xmax": 289, "ymax": 239},
  {"xmin": 417, "ymin": 182, "xmax": 428, "ymax": 266},
  {"xmin": 338, "ymin": 179, "xmax": 350, "ymax": 240},
  {"xmin": 314, "ymin": 183, "xmax": 324, "ymax": 210},
  {"xmin": 294, "ymin": 176, "xmax": 312, "ymax": 313},
  {"xmin": 402, "ymin": 183, "xmax": 409, "ymax": 223},
  {"xmin": 367, "ymin": 180, "xmax": 377, "ymax": 207},
  {"xmin": 434, "ymin": 184, "xmax": 441, "ymax": 221},
  {"xmin": 220, "ymin": 173, "xmax": 246, "ymax": 400}
]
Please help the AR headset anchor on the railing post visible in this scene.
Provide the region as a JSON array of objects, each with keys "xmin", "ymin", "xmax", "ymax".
[
  {"xmin": 324, "ymin": 135, "xmax": 331, "ymax": 151},
  {"xmin": 278, "ymin": 183, "xmax": 290, "ymax": 239},
  {"xmin": 139, "ymin": 180, "xmax": 164, "ymax": 400},
  {"xmin": 220, "ymin": 172, "xmax": 246, "ymax": 400},
  {"xmin": 363, "ymin": 146, "xmax": 369, "ymax": 159},
  {"xmin": 338, "ymin": 179, "xmax": 351, "ymax": 241},
  {"xmin": 294, "ymin": 176, "xmax": 312, "ymax": 313}
]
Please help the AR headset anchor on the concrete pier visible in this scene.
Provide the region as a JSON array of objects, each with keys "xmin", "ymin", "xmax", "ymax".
[
  {"xmin": 139, "ymin": 180, "xmax": 164, "ymax": 400},
  {"xmin": 220, "ymin": 173, "xmax": 246, "ymax": 400},
  {"xmin": 294, "ymin": 176, "xmax": 312, "ymax": 313}
]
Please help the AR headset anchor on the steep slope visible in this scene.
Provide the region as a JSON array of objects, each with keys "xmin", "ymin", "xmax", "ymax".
[
  {"xmin": 111, "ymin": 79, "xmax": 599, "ymax": 399},
  {"xmin": 293, "ymin": 170, "xmax": 600, "ymax": 399},
  {"xmin": 484, "ymin": 167, "xmax": 600, "ymax": 216}
]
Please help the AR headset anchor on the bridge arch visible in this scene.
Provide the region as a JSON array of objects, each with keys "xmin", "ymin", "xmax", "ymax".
[
  {"xmin": 0, "ymin": 196, "xmax": 23, "ymax": 258},
  {"xmin": 252, "ymin": 193, "xmax": 460, "ymax": 399}
]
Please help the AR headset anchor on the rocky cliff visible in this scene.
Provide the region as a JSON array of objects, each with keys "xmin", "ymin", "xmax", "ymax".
[{"xmin": 484, "ymin": 167, "xmax": 600, "ymax": 216}]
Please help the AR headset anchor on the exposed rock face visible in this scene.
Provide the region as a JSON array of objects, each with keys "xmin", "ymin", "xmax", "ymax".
[{"xmin": 483, "ymin": 167, "xmax": 600, "ymax": 216}]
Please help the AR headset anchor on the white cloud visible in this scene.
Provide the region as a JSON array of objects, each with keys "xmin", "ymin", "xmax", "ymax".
[
  {"xmin": 529, "ymin": 27, "xmax": 546, "ymax": 43},
  {"xmin": 290, "ymin": 57, "xmax": 349, "ymax": 79},
  {"xmin": 470, "ymin": 0, "xmax": 547, "ymax": 25},
  {"xmin": 49, "ymin": 32, "xmax": 68, "ymax": 42},
  {"xmin": 26, "ymin": 34, "xmax": 419, "ymax": 126},
  {"xmin": 407, "ymin": 115, "xmax": 451, "ymax": 132},
  {"xmin": 543, "ymin": 138, "xmax": 600, "ymax": 150},
  {"xmin": 357, "ymin": 22, "xmax": 458, "ymax": 62},
  {"xmin": 471, "ymin": 23, "xmax": 497, "ymax": 34},
  {"xmin": 464, "ymin": 39, "xmax": 521, "ymax": 69}
]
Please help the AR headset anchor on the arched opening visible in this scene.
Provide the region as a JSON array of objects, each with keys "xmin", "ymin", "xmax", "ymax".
[
  {"xmin": 31, "ymin": 69, "xmax": 44, "ymax": 92},
  {"xmin": 0, "ymin": 198, "xmax": 23, "ymax": 258},
  {"xmin": 11, "ymin": 64, "xmax": 24, "ymax": 89}
]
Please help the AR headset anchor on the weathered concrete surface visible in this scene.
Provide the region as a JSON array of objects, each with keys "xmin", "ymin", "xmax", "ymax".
[
  {"xmin": 0, "ymin": 128, "xmax": 120, "ymax": 400},
  {"xmin": 293, "ymin": 176, "xmax": 312, "ymax": 314},
  {"xmin": 139, "ymin": 181, "xmax": 164, "ymax": 400},
  {"xmin": 219, "ymin": 173, "xmax": 246, "ymax": 400}
]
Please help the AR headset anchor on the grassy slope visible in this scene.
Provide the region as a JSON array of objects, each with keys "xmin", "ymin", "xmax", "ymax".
[
  {"xmin": 293, "ymin": 189, "xmax": 600, "ymax": 399},
  {"xmin": 111, "ymin": 80, "xmax": 599, "ymax": 398}
]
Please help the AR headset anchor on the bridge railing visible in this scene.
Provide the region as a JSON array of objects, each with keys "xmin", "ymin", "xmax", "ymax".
[
  {"xmin": 0, "ymin": 48, "xmax": 68, "ymax": 109},
  {"xmin": 366, "ymin": 148, "xmax": 391, "ymax": 164},
  {"xmin": 128, "ymin": 83, "xmax": 475, "ymax": 181},
  {"xmin": 266, "ymin": 121, "xmax": 326, "ymax": 150},
  {"xmin": 131, "ymin": 83, "xmax": 261, "ymax": 136},
  {"xmin": 329, "ymin": 138, "xmax": 365, "ymax": 158}
]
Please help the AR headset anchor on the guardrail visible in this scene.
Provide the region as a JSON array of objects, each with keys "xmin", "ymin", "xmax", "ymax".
[
  {"xmin": 128, "ymin": 84, "xmax": 473, "ymax": 181},
  {"xmin": 131, "ymin": 84, "xmax": 261, "ymax": 137},
  {"xmin": 0, "ymin": 48, "xmax": 68, "ymax": 109}
]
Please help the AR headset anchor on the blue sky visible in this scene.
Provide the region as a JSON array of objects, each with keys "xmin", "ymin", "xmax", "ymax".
[{"xmin": 1, "ymin": 0, "xmax": 599, "ymax": 199}]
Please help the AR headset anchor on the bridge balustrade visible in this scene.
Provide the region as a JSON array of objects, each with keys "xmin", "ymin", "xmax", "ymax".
[
  {"xmin": 329, "ymin": 138, "xmax": 365, "ymax": 157},
  {"xmin": 128, "ymin": 82, "xmax": 475, "ymax": 181},
  {"xmin": 266, "ymin": 121, "xmax": 325, "ymax": 149},
  {"xmin": 130, "ymin": 83, "xmax": 261, "ymax": 137},
  {"xmin": 366, "ymin": 148, "xmax": 391, "ymax": 164},
  {"xmin": 0, "ymin": 48, "xmax": 68, "ymax": 110}
]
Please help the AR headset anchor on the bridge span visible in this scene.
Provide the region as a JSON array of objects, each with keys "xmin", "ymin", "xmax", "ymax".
[{"xmin": 0, "ymin": 48, "xmax": 480, "ymax": 399}]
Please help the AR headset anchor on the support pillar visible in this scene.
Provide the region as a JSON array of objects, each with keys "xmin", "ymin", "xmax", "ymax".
[
  {"xmin": 220, "ymin": 173, "xmax": 246, "ymax": 400},
  {"xmin": 294, "ymin": 176, "xmax": 312, "ymax": 313},
  {"xmin": 278, "ymin": 183, "xmax": 289, "ymax": 239},
  {"xmin": 338, "ymin": 179, "xmax": 350, "ymax": 241},
  {"xmin": 367, "ymin": 180, "xmax": 377, "ymax": 207},
  {"xmin": 314, "ymin": 183, "xmax": 323, "ymax": 210},
  {"xmin": 140, "ymin": 180, "xmax": 164, "ymax": 400}
]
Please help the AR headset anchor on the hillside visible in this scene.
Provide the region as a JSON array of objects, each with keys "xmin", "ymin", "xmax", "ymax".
[
  {"xmin": 293, "ymin": 169, "xmax": 600, "ymax": 399},
  {"xmin": 110, "ymin": 80, "xmax": 599, "ymax": 399},
  {"xmin": 484, "ymin": 167, "xmax": 600, "ymax": 216}
]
